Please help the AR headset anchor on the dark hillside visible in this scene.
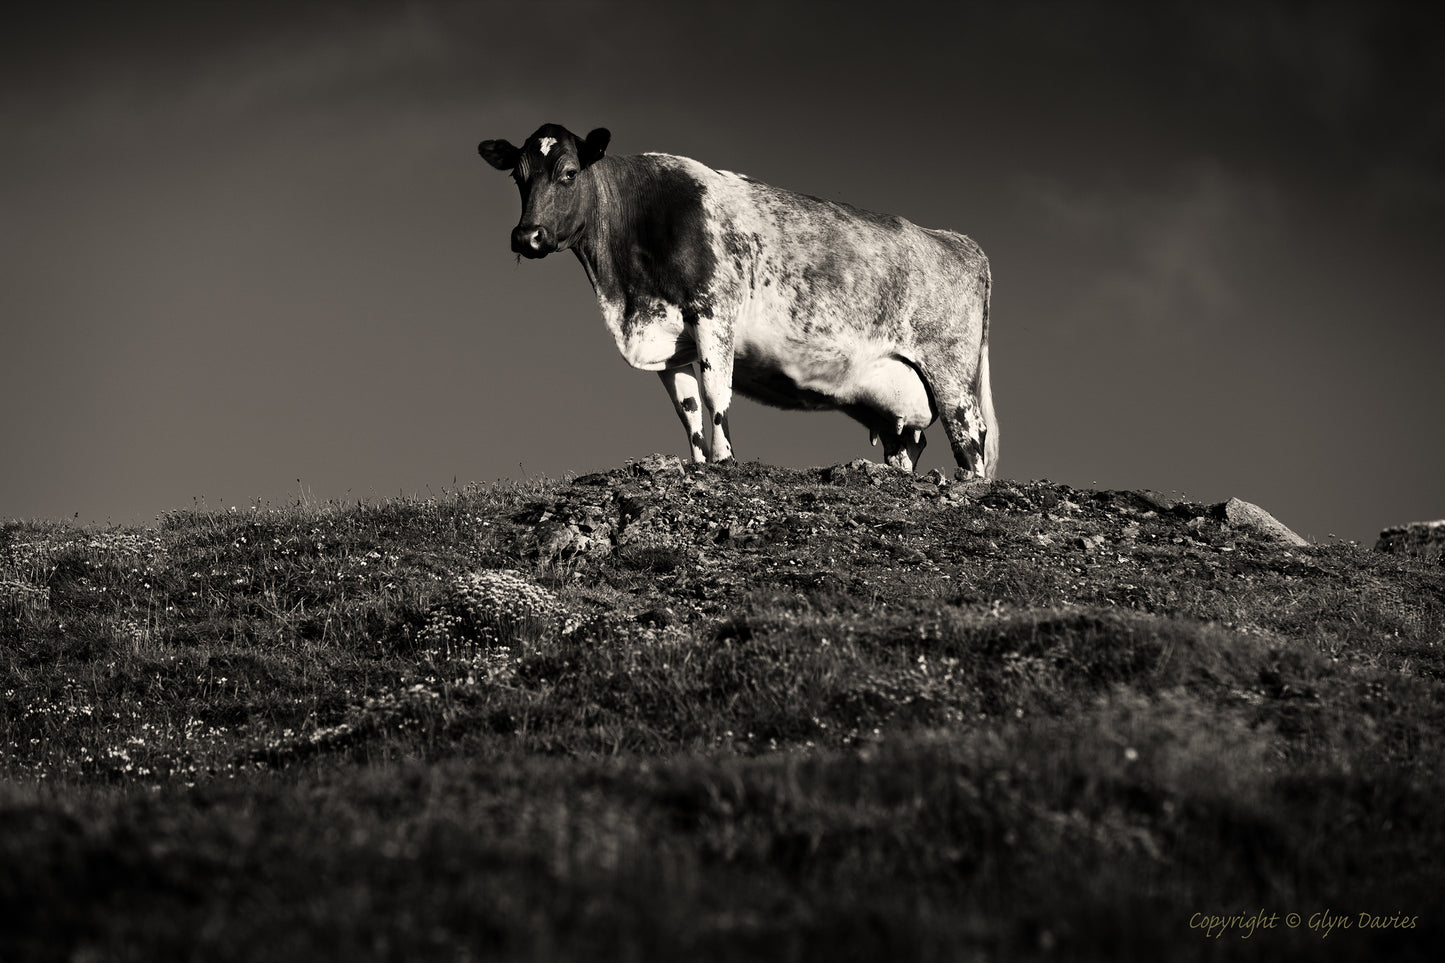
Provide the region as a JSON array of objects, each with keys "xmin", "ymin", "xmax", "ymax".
[{"xmin": 3, "ymin": 460, "xmax": 1441, "ymax": 961}]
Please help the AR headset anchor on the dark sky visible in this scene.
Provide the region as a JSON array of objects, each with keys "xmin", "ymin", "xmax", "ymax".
[{"xmin": 3, "ymin": 0, "xmax": 1441, "ymax": 544}]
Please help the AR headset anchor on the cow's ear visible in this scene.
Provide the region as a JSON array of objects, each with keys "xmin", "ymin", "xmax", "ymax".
[
  {"xmin": 580, "ymin": 128, "xmax": 611, "ymax": 167},
  {"xmin": 478, "ymin": 139, "xmax": 520, "ymax": 171}
]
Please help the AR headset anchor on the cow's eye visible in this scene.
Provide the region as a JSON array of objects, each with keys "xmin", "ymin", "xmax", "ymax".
[{"xmin": 561, "ymin": 169, "xmax": 578, "ymax": 183}]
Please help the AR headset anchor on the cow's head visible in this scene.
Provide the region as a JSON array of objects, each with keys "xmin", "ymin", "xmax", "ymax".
[{"xmin": 479, "ymin": 124, "xmax": 611, "ymax": 259}]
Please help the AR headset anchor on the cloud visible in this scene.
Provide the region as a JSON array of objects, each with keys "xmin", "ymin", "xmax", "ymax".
[
  {"xmin": 1176, "ymin": 1, "xmax": 1379, "ymax": 127},
  {"xmin": 1017, "ymin": 165, "xmax": 1283, "ymax": 338},
  {"xmin": 180, "ymin": 9, "xmax": 455, "ymax": 119},
  {"xmin": 1170, "ymin": 2, "xmax": 1443, "ymax": 213},
  {"xmin": 2, "ymin": 4, "xmax": 463, "ymax": 146}
]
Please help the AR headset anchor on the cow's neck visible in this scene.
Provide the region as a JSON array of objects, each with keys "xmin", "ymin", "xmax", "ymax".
[
  {"xmin": 570, "ymin": 154, "xmax": 716, "ymax": 324},
  {"xmin": 571, "ymin": 156, "xmax": 632, "ymax": 307}
]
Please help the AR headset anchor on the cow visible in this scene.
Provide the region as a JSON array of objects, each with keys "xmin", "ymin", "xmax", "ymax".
[{"xmin": 477, "ymin": 124, "xmax": 998, "ymax": 478}]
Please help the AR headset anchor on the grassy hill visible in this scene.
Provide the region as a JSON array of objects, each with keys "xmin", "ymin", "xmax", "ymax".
[{"xmin": 2, "ymin": 459, "xmax": 1441, "ymax": 961}]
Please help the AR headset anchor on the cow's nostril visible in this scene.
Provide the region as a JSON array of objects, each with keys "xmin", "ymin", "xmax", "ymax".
[
  {"xmin": 511, "ymin": 223, "xmax": 556, "ymax": 258},
  {"xmin": 511, "ymin": 225, "xmax": 539, "ymax": 254}
]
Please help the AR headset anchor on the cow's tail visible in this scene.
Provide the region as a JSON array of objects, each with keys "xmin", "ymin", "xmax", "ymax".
[{"xmin": 977, "ymin": 265, "xmax": 1000, "ymax": 479}]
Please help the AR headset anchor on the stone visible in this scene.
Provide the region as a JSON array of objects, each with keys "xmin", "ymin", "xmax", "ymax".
[
  {"xmin": 1375, "ymin": 520, "xmax": 1445, "ymax": 564},
  {"xmin": 824, "ymin": 459, "xmax": 895, "ymax": 485},
  {"xmin": 629, "ymin": 453, "xmax": 685, "ymax": 477},
  {"xmin": 1221, "ymin": 498, "xmax": 1308, "ymax": 547},
  {"xmin": 1137, "ymin": 490, "xmax": 1181, "ymax": 513},
  {"xmin": 635, "ymin": 606, "xmax": 677, "ymax": 629},
  {"xmin": 573, "ymin": 472, "xmax": 616, "ymax": 487},
  {"xmin": 948, "ymin": 474, "xmax": 993, "ymax": 499},
  {"xmin": 533, "ymin": 504, "xmax": 615, "ymax": 560}
]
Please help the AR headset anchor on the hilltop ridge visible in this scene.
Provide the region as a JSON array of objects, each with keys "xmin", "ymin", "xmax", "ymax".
[{"xmin": 2, "ymin": 459, "xmax": 1441, "ymax": 961}]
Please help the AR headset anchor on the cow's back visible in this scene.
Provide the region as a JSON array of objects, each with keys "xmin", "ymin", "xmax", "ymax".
[
  {"xmin": 688, "ymin": 163, "xmax": 984, "ymax": 344},
  {"xmin": 660, "ymin": 156, "xmax": 988, "ymax": 410}
]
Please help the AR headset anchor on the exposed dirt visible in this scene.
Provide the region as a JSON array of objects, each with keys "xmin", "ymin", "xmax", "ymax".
[{"xmin": 504, "ymin": 456, "xmax": 1377, "ymax": 634}]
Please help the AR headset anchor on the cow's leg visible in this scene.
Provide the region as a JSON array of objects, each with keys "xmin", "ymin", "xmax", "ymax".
[
  {"xmin": 917, "ymin": 366, "xmax": 990, "ymax": 479},
  {"xmin": 659, "ymin": 365, "xmax": 710, "ymax": 463},
  {"xmin": 942, "ymin": 395, "xmax": 989, "ymax": 479},
  {"xmin": 692, "ymin": 318, "xmax": 735, "ymax": 463}
]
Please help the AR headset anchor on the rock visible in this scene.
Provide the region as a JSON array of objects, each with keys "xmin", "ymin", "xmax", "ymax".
[
  {"xmin": 1138, "ymin": 490, "xmax": 1181, "ymax": 513},
  {"xmin": 824, "ymin": 459, "xmax": 895, "ymax": 485},
  {"xmin": 635, "ymin": 606, "xmax": 677, "ymax": 628},
  {"xmin": 913, "ymin": 479, "xmax": 942, "ymax": 497},
  {"xmin": 618, "ymin": 495, "xmax": 655, "ymax": 524},
  {"xmin": 949, "ymin": 475, "xmax": 994, "ymax": 499},
  {"xmin": 532, "ymin": 503, "xmax": 615, "ymax": 561},
  {"xmin": 573, "ymin": 472, "xmax": 616, "ymax": 487},
  {"xmin": 1221, "ymin": 498, "xmax": 1308, "ymax": 547},
  {"xmin": 1375, "ymin": 520, "xmax": 1445, "ymax": 564},
  {"xmin": 713, "ymin": 523, "xmax": 759, "ymax": 547},
  {"xmin": 629, "ymin": 454, "xmax": 685, "ymax": 477},
  {"xmin": 534, "ymin": 519, "xmax": 585, "ymax": 560}
]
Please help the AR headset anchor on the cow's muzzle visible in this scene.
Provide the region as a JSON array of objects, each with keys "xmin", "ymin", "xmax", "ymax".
[{"xmin": 511, "ymin": 224, "xmax": 556, "ymax": 258}]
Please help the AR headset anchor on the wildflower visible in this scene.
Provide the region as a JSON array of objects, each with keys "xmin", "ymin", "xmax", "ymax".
[{"xmin": 417, "ymin": 569, "xmax": 572, "ymax": 663}]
